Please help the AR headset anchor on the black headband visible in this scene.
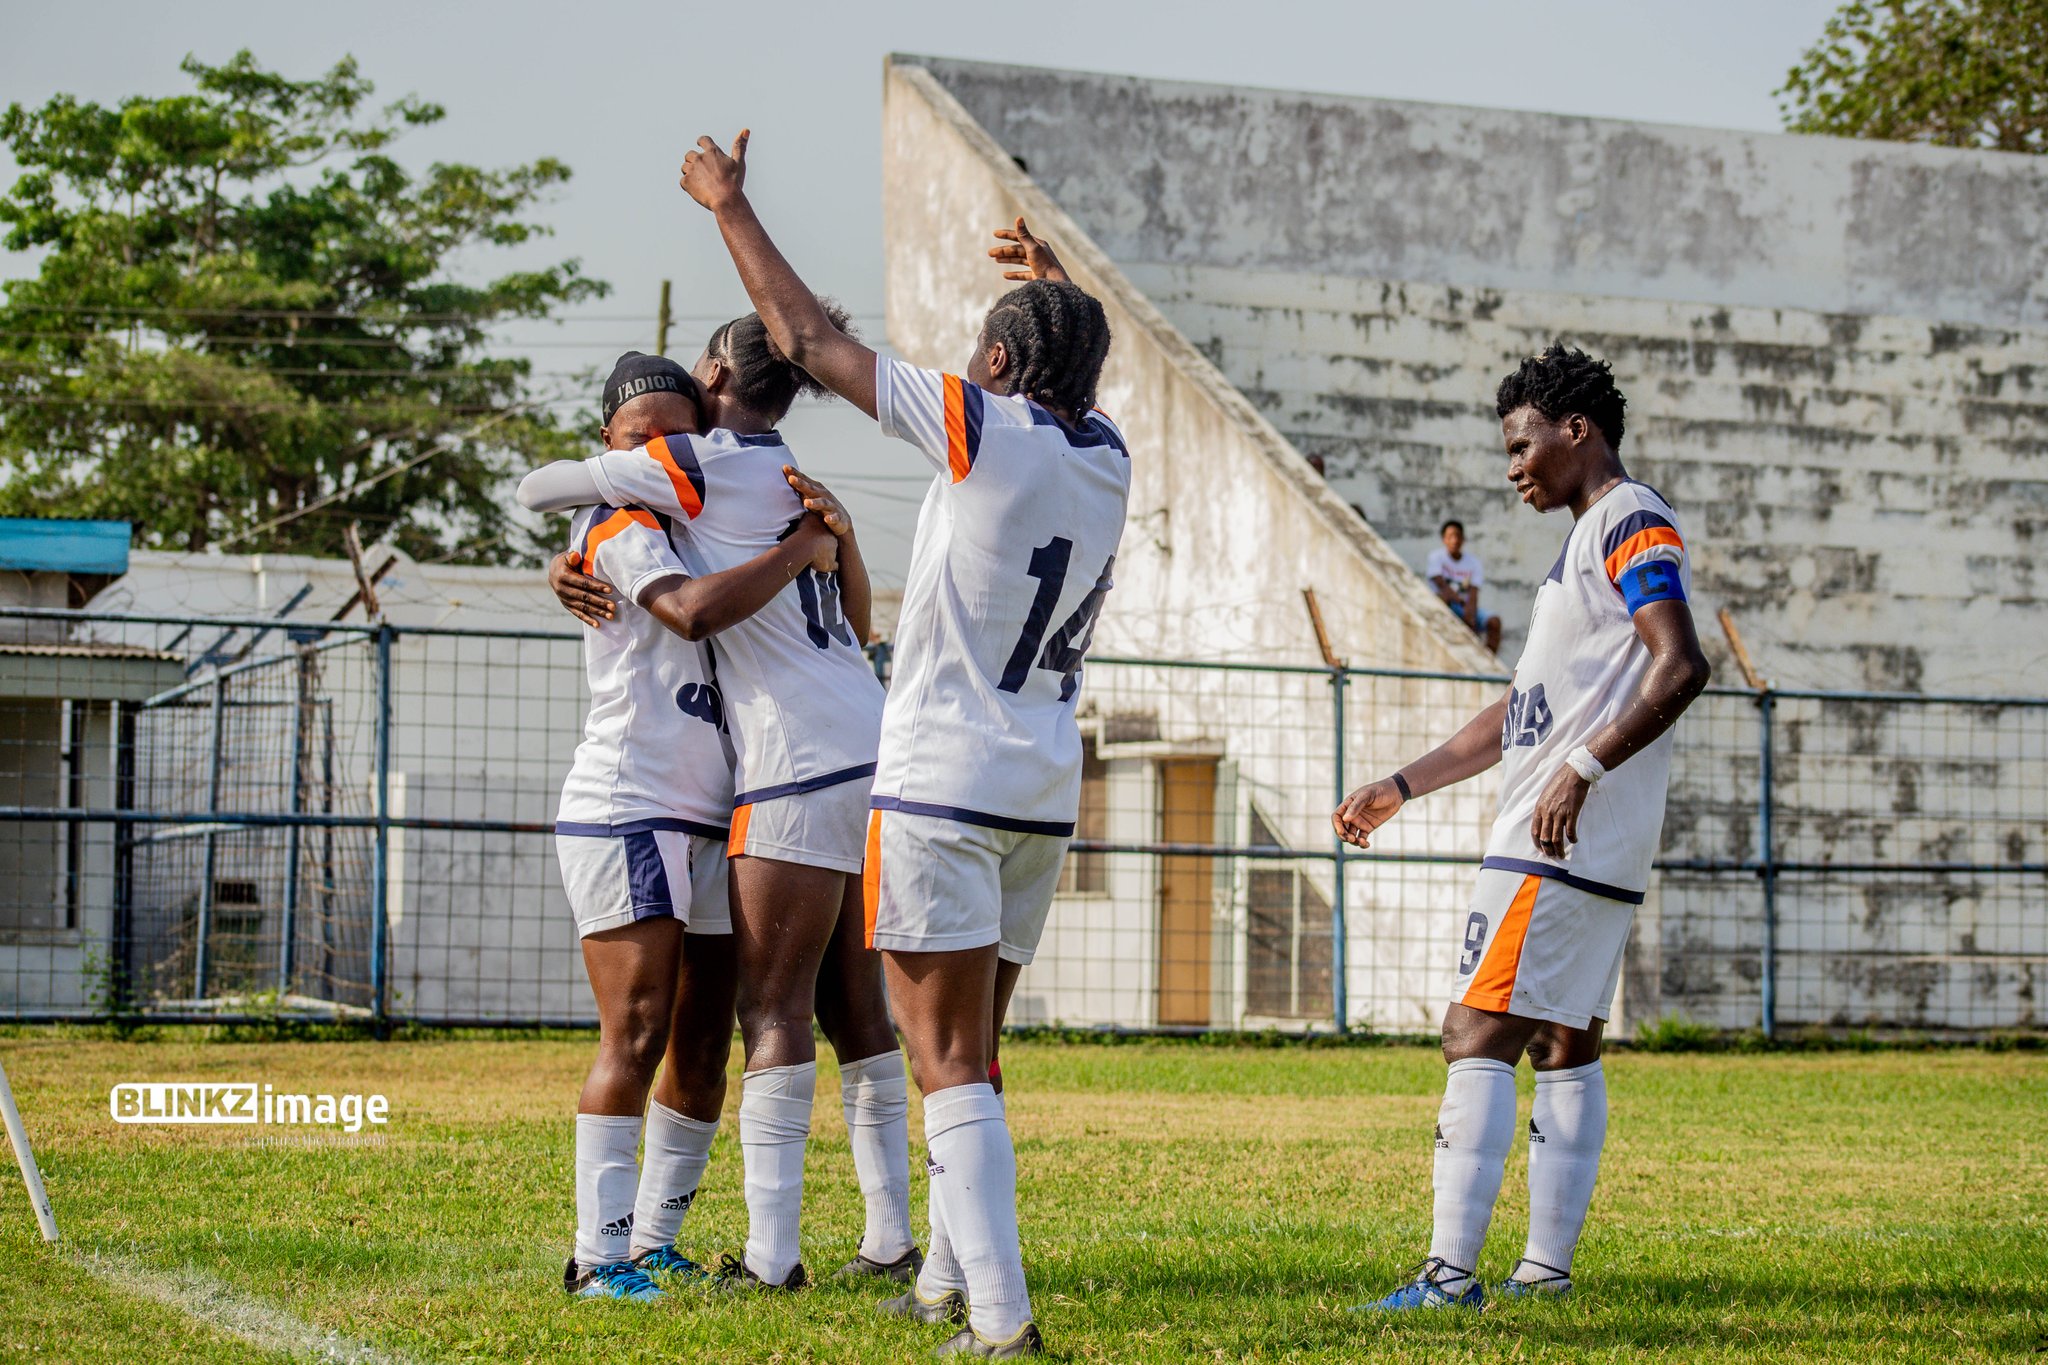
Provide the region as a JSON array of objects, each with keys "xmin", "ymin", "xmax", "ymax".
[{"xmin": 602, "ymin": 352, "xmax": 698, "ymax": 423}]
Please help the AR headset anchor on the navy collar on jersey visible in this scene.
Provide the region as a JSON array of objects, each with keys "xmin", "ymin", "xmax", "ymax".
[
  {"xmin": 1025, "ymin": 402, "xmax": 1127, "ymax": 456},
  {"xmin": 730, "ymin": 430, "xmax": 785, "ymax": 447}
]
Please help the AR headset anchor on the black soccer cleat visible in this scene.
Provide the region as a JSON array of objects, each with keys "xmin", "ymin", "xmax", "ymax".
[
  {"xmin": 934, "ymin": 1322, "xmax": 1045, "ymax": 1358},
  {"xmin": 877, "ymin": 1283, "xmax": 968, "ymax": 1326},
  {"xmin": 711, "ymin": 1251, "xmax": 808, "ymax": 1294},
  {"xmin": 836, "ymin": 1244, "xmax": 925, "ymax": 1284}
]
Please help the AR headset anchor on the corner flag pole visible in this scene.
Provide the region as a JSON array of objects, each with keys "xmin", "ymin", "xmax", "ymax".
[{"xmin": 0, "ymin": 1057, "xmax": 58, "ymax": 1241}]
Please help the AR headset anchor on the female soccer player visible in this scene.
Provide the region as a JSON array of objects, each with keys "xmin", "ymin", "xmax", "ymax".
[
  {"xmin": 524, "ymin": 316, "xmax": 916, "ymax": 1294},
  {"xmin": 1334, "ymin": 345, "xmax": 1710, "ymax": 1310},
  {"xmin": 679, "ymin": 130, "xmax": 1129, "ymax": 1359},
  {"xmin": 545, "ymin": 353, "xmax": 852, "ymax": 1302}
]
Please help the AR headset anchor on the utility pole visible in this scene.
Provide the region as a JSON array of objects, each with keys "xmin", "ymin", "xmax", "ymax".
[{"xmin": 656, "ymin": 279, "xmax": 673, "ymax": 356}]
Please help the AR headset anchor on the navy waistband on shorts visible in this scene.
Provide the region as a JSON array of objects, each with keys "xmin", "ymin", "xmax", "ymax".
[
  {"xmin": 732, "ymin": 762, "xmax": 877, "ymax": 808},
  {"xmin": 869, "ymin": 795, "xmax": 1075, "ymax": 838},
  {"xmin": 1480, "ymin": 856, "xmax": 1646, "ymax": 905},
  {"xmin": 555, "ymin": 816, "xmax": 731, "ymax": 840}
]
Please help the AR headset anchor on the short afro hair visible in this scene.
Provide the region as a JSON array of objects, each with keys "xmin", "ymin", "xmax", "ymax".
[{"xmin": 1495, "ymin": 344, "xmax": 1626, "ymax": 449}]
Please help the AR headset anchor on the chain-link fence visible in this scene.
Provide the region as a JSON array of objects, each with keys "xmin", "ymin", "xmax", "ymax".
[{"xmin": 2, "ymin": 606, "xmax": 2042, "ymax": 1035}]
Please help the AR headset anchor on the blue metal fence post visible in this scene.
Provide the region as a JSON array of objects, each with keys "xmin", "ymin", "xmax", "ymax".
[
  {"xmin": 370, "ymin": 624, "xmax": 394, "ymax": 1033},
  {"xmin": 193, "ymin": 673, "xmax": 226, "ymax": 1001},
  {"xmin": 278, "ymin": 648, "xmax": 307, "ymax": 996},
  {"xmin": 1330, "ymin": 666, "xmax": 1350, "ymax": 1033},
  {"xmin": 1758, "ymin": 689, "xmax": 1777, "ymax": 1039}
]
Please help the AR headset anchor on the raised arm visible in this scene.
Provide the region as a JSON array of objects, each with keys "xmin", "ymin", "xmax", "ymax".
[
  {"xmin": 1332, "ymin": 689, "xmax": 1512, "ymax": 850},
  {"xmin": 681, "ymin": 132, "xmax": 878, "ymax": 419},
  {"xmin": 785, "ymin": 466, "xmax": 870, "ymax": 644},
  {"xmin": 1525, "ymin": 599, "xmax": 1710, "ymax": 857},
  {"xmin": 639, "ymin": 514, "xmax": 840, "ymax": 643},
  {"xmin": 988, "ymin": 217, "xmax": 1070, "ymax": 283},
  {"xmin": 518, "ymin": 461, "xmax": 604, "ymax": 514}
]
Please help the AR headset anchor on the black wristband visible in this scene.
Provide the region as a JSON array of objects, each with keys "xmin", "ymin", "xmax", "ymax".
[{"xmin": 1391, "ymin": 771, "xmax": 1413, "ymax": 801}]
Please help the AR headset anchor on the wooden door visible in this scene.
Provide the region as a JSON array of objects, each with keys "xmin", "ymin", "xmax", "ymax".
[{"xmin": 1156, "ymin": 758, "xmax": 1218, "ymax": 1026}]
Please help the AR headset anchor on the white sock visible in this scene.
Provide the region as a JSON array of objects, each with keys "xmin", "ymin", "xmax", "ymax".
[
  {"xmin": 1520, "ymin": 1060, "xmax": 1607, "ymax": 1279},
  {"xmin": 918, "ymin": 1087, "xmax": 1003, "ymax": 1300},
  {"xmin": 574, "ymin": 1112, "xmax": 643, "ymax": 1267},
  {"xmin": 840, "ymin": 1050, "xmax": 914, "ymax": 1263},
  {"xmin": 1427, "ymin": 1057, "xmax": 1518, "ymax": 1290},
  {"xmin": 630, "ymin": 1100, "xmax": 718, "ymax": 1257},
  {"xmin": 925, "ymin": 1083, "xmax": 1030, "ymax": 1342},
  {"xmin": 739, "ymin": 1062, "xmax": 816, "ymax": 1285}
]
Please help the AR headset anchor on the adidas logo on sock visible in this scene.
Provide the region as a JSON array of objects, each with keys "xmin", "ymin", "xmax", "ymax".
[
  {"xmin": 1433, "ymin": 1122, "xmax": 1450, "ymax": 1151},
  {"xmin": 1529, "ymin": 1119, "xmax": 1545, "ymax": 1144},
  {"xmin": 659, "ymin": 1189, "xmax": 697, "ymax": 1213},
  {"xmin": 599, "ymin": 1212, "xmax": 634, "ymax": 1239}
]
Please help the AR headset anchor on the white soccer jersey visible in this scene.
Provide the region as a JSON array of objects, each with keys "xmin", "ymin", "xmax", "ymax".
[
  {"xmin": 584, "ymin": 430, "xmax": 885, "ymax": 806},
  {"xmin": 556, "ymin": 505, "xmax": 735, "ymax": 837},
  {"xmin": 870, "ymin": 357, "xmax": 1133, "ymax": 832},
  {"xmin": 1484, "ymin": 481, "xmax": 1692, "ymax": 902}
]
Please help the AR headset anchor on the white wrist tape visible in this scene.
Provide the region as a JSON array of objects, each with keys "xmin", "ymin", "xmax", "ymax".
[{"xmin": 1565, "ymin": 745, "xmax": 1606, "ymax": 784}]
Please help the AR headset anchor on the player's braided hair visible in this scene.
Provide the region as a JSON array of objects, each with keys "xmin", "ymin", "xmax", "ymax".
[
  {"xmin": 980, "ymin": 279, "xmax": 1112, "ymax": 416},
  {"xmin": 708, "ymin": 300, "xmax": 857, "ymax": 422},
  {"xmin": 1495, "ymin": 343, "xmax": 1627, "ymax": 449}
]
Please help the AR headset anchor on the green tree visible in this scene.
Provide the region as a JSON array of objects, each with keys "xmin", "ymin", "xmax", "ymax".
[
  {"xmin": 0, "ymin": 52, "xmax": 604, "ymax": 562},
  {"xmin": 1778, "ymin": 0, "xmax": 2046, "ymax": 153}
]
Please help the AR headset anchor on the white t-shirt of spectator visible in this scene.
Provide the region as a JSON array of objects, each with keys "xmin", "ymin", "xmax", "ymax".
[{"xmin": 1427, "ymin": 546, "xmax": 1484, "ymax": 592}]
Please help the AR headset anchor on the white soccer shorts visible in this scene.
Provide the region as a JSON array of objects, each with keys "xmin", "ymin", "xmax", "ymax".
[
  {"xmin": 1447, "ymin": 867, "xmax": 1634, "ymax": 1029},
  {"xmin": 727, "ymin": 773, "xmax": 872, "ymax": 875},
  {"xmin": 557, "ymin": 828, "xmax": 731, "ymax": 938},
  {"xmin": 861, "ymin": 808, "xmax": 1069, "ymax": 964}
]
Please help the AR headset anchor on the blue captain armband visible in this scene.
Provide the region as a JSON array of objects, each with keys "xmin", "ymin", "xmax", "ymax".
[{"xmin": 1619, "ymin": 559, "xmax": 1686, "ymax": 614}]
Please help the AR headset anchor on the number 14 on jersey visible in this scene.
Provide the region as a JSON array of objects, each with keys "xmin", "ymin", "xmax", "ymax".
[{"xmin": 998, "ymin": 536, "xmax": 1114, "ymax": 701}]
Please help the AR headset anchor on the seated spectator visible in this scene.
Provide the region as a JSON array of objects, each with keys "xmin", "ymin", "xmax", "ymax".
[{"xmin": 1426, "ymin": 519, "xmax": 1502, "ymax": 653}]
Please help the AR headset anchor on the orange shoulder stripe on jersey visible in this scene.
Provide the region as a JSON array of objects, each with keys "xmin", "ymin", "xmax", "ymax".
[
  {"xmin": 581, "ymin": 508, "xmax": 660, "ymax": 563},
  {"xmin": 861, "ymin": 811, "xmax": 884, "ymax": 947},
  {"xmin": 726, "ymin": 803, "xmax": 752, "ymax": 859},
  {"xmin": 644, "ymin": 434, "xmax": 706, "ymax": 518},
  {"xmin": 1603, "ymin": 526, "xmax": 1684, "ymax": 584},
  {"xmin": 1463, "ymin": 874, "xmax": 1540, "ymax": 1012},
  {"xmin": 942, "ymin": 374, "xmax": 972, "ymax": 484}
]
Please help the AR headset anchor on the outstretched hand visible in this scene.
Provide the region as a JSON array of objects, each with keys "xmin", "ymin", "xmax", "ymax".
[
  {"xmin": 1331, "ymin": 777, "xmax": 1405, "ymax": 850},
  {"xmin": 681, "ymin": 130, "xmax": 749, "ymax": 212},
  {"xmin": 989, "ymin": 217, "xmax": 1069, "ymax": 283},
  {"xmin": 784, "ymin": 466, "xmax": 853, "ymax": 537}
]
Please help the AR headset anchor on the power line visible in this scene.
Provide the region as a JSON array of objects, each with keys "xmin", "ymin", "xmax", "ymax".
[
  {"xmin": 217, "ymin": 397, "xmax": 555, "ymax": 548},
  {"xmin": 0, "ymin": 328, "xmax": 654, "ymax": 350},
  {"xmin": 3, "ymin": 303, "xmax": 885, "ymax": 324}
]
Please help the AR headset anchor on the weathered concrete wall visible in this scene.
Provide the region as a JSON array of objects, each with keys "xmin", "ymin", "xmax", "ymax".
[
  {"xmin": 881, "ymin": 60, "xmax": 1494, "ymax": 677},
  {"xmin": 1134, "ymin": 263, "xmax": 2048, "ymax": 691},
  {"xmin": 917, "ymin": 57, "xmax": 2048, "ymax": 330},
  {"xmin": 892, "ymin": 56, "xmax": 2047, "ymax": 1033},
  {"xmin": 908, "ymin": 55, "xmax": 2048, "ymax": 694}
]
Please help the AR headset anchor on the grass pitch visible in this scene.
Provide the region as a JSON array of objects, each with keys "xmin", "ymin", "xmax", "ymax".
[{"xmin": 0, "ymin": 1032, "xmax": 2041, "ymax": 1363}]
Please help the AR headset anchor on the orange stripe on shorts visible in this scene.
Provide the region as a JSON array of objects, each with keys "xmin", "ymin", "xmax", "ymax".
[
  {"xmin": 861, "ymin": 810, "xmax": 884, "ymax": 948},
  {"xmin": 726, "ymin": 803, "xmax": 752, "ymax": 859},
  {"xmin": 1464, "ymin": 874, "xmax": 1540, "ymax": 1013}
]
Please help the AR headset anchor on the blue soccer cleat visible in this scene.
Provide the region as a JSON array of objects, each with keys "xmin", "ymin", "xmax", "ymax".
[
  {"xmin": 633, "ymin": 1244, "xmax": 710, "ymax": 1284},
  {"xmin": 1350, "ymin": 1257, "xmax": 1485, "ymax": 1312},
  {"xmin": 1495, "ymin": 1258, "xmax": 1573, "ymax": 1300},
  {"xmin": 563, "ymin": 1256, "xmax": 665, "ymax": 1303}
]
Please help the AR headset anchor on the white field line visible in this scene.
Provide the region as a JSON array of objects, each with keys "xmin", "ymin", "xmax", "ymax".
[{"xmin": 79, "ymin": 1251, "xmax": 409, "ymax": 1365}]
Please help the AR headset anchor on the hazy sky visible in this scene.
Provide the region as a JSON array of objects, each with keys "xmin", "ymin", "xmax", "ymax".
[{"xmin": 1, "ymin": 0, "xmax": 1840, "ymax": 584}]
